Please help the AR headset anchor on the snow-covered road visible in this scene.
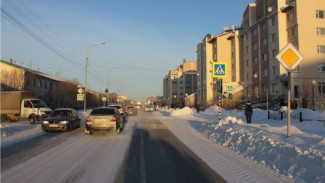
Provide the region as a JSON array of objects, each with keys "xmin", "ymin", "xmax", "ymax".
[{"xmin": 1, "ymin": 107, "xmax": 324, "ymax": 183}]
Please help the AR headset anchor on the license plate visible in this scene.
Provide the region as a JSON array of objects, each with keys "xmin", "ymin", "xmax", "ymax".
[
  {"xmin": 49, "ymin": 124, "xmax": 59, "ymax": 127},
  {"xmin": 95, "ymin": 119, "xmax": 106, "ymax": 122}
]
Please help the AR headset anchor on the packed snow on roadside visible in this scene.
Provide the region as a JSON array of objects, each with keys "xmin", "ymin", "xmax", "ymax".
[{"xmin": 159, "ymin": 106, "xmax": 325, "ymax": 183}]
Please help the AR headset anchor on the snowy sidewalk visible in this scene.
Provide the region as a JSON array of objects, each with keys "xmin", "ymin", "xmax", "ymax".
[{"xmin": 156, "ymin": 107, "xmax": 325, "ymax": 183}]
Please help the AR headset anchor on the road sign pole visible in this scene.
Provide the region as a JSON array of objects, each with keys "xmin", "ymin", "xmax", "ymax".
[{"xmin": 287, "ymin": 71, "xmax": 291, "ymax": 137}]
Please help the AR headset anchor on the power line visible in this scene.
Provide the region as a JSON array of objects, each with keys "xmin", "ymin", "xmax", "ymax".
[{"xmin": 1, "ymin": 7, "xmax": 105, "ymax": 85}]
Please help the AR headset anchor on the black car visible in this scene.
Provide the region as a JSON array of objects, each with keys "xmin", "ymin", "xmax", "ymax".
[{"xmin": 42, "ymin": 108, "xmax": 81, "ymax": 132}]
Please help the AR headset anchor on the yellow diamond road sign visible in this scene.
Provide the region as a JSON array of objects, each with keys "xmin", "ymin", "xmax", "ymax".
[{"xmin": 276, "ymin": 43, "xmax": 303, "ymax": 72}]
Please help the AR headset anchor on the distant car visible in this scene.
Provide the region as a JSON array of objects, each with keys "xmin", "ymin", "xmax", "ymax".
[
  {"xmin": 42, "ymin": 108, "xmax": 80, "ymax": 132},
  {"xmin": 85, "ymin": 107, "xmax": 123, "ymax": 135},
  {"xmin": 125, "ymin": 106, "xmax": 137, "ymax": 115},
  {"xmin": 108, "ymin": 104, "xmax": 126, "ymax": 121},
  {"xmin": 144, "ymin": 105, "xmax": 154, "ymax": 112}
]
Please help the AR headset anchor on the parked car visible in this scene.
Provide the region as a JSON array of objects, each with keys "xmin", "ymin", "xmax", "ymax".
[
  {"xmin": 125, "ymin": 106, "xmax": 137, "ymax": 115},
  {"xmin": 85, "ymin": 107, "xmax": 123, "ymax": 135},
  {"xmin": 42, "ymin": 108, "xmax": 80, "ymax": 132},
  {"xmin": 108, "ymin": 104, "xmax": 126, "ymax": 121},
  {"xmin": 144, "ymin": 105, "xmax": 154, "ymax": 112}
]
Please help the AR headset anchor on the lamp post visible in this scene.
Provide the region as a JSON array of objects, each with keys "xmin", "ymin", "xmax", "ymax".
[
  {"xmin": 84, "ymin": 42, "xmax": 105, "ymax": 112},
  {"xmin": 312, "ymin": 80, "xmax": 316, "ymax": 111}
]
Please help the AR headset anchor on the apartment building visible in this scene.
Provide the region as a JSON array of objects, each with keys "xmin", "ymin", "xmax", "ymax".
[
  {"xmin": 283, "ymin": 0, "xmax": 325, "ymax": 101},
  {"xmin": 163, "ymin": 61, "xmax": 197, "ymax": 107},
  {"xmin": 197, "ymin": 34, "xmax": 214, "ymax": 107},
  {"xmin": 241, "ymin": 0, "xmax": 325, "ymax": 104}
]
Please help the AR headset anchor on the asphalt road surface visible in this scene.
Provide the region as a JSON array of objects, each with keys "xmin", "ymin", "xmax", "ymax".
[{"xmin": 1, "ymin": 110, "xmax": 226, "ymax": 183}]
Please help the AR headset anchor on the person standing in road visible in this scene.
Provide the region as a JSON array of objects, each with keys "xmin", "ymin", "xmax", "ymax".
[{"xmin": 245, "ymin": 100, "xmax": 253, "ymax": 124}]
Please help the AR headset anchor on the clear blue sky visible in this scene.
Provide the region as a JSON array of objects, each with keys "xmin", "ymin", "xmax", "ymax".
[{"xmin": 1, "ymin": 0, "xmax": 252, "ymax": 101}]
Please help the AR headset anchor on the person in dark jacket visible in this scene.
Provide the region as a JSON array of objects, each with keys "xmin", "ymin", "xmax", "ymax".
[{"xmin": 245, "ymin": 100, "xmax": 253, "ymax": 124}]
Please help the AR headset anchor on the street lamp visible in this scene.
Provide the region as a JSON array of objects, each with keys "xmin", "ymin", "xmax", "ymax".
[
  {"xmin": 84, "ymin": 42, "xmax": 105, "ymax": 112},
  {"xmin": 312, "ymin": 80, "xmax": 316, "ymax": 111}
]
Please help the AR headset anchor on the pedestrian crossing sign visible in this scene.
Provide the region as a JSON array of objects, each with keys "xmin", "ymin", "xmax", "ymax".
[
  {"xmin": 213, "ymin": 62, "xmax": 227, "ymax": 78},
  {"xmin": 77, "ymin": 94, "xmax": 84, "ymax": 101},
  {"xmin": 227, "ymin": 84, "xmax": 234, "ymax": 93}
]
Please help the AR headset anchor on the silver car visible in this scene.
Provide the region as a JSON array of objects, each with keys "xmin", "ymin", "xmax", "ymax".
[{"xmin": 85, "ymin": 107, "xmax": 122, "ymax": 135}]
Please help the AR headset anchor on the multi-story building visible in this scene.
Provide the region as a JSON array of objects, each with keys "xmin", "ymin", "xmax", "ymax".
[
  {"xmin": 197, "ymin": 34, "xmax": 214, "ymax": 107},
  {"xmin": 282, "ymin": 0, "xmax": 325, "ymax": 103},
  {"xmin": 163, "ymin": 61, "xmax": 197, "ymax": 107},
  {"xmin": 240, "ymin": 0, "xmax": 325, "ymax": 107}
]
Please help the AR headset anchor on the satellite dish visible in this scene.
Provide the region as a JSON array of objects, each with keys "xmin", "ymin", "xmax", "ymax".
[{"xmin": 268, "ymin": 7, "xmax": 273, "ymax": 12}]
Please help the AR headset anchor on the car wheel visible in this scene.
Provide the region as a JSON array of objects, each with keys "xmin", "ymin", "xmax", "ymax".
[
  {"xmin": 29, "ymin": 116, "xmax": 36, "ymax": 124},
  {"xmin": 41, "ymin": 126, "xmax": 47, "ymax": 132},
  {"xmin": 85, "ymin": 128, "xmax": 91, "ymax": 135},
  {"xmin": 69, "ymin": 123, "xmax": 73, "ymax": 131}
]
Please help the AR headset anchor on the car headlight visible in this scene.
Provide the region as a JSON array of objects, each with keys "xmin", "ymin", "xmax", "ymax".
[
  {"xmin": 60, "ymin": 121, "xmax": 68, "ymax": 124},
  {"xmin": 43, "ymin": 121, "xmax": 49, "ymax": 124}
]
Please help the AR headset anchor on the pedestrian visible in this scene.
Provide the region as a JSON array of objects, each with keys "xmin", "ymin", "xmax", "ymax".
[
  {"xmin": 245, "ymin": 100, "xmax": 253, "ymax": 124},
  {"xmin": 196, "ymin": 104, "xmax": 200, "ymax": 113}
]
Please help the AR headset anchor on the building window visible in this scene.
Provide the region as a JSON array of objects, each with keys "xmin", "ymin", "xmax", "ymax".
[
  {"xmin": 319, "ymin": 64, "xmax": 325, "ymax": 72},
  {"xmin": 270, "ymin": 16, "xmax": 276, "ymax": 26},
  {"xmin": 318, "ymin": 82, "xmax": 325, "ymax": 93},
  {"xmin": 272, "ymin": 49, "xmax": 277, "ymax": 57},
  {"xmin": 50, "ymin": 83, "xmax": 53, "ymax": 90},
  {"xmin": 245, "ymin": 20, "xmax": 249, "ymax": 27},
  {"xmin": 253, "ymin": 57, "xmax": 258, "ymax": 64},
  {"xmin": 262, "ymin": 23, "xmax": 267, "ymax": 31},
  {"xmin": 272, "ymin": 66, "xmax": 277, "ymax": 75},
  {"xmin": 294, "ymin": 85, "xmax": 300, "ymax": 98},
  {"xmin": 246, "ymin": 46, "xmax": 249, "ymax": 53},
  {"xmin": 45, "ymin": 81, "xmax": 47, "ymax": 89},
  {"xmin": 263, "ymin": 53, "xmax": 268, "ymax": 61},
  {"xmin": 271, "ymin": 33, "xmax": 276, "ymax": 42},
  {"xmin": 318, "ymin": 45, "xmax": 325, "ymax": 54},
  {"xmin": 270, "ymin": 0, "xmax": 277, "ymax": 9},
  {"xmin": 246, "ymin": 60, "xmax": 249, "ymax": 66},
  {"xmin": 263, "ymin": 38, "xmax": 267, "ymax": 46},
  {"xmin": 246, "ymin": 33, "xmax": 249, "ymax": 40},
  {"xmin": 246, "ymin": 73, "xmax": 249, "ymax": 80},
  {"xmin": 263, "ymin": 69, "xmax": 268, "ymax": 77},
  {"xmin": 272, "ymin": 83, "xmax": 279, "ymax": 93},
  {"xmin": 287, "ymin": 10, "xmax": 294, "ymax": 21},
  {"xmin": 253, "ymin": 29, "xmax": 257, "ymax": 36},
  {"xmin": 33, "ymin": 79, "xmax": 36, "ymax": 87},
  {"xmin": 39, "ymin": 80, "xmax": 42, "ymax": 88},
  {"xmin": 289, "ymin": 28, "xmax": 295, "ymax": 37},
  {"xmin": 316, "ymin": 10, "xmax": 324, "ymax": 19},
  {"xmin": 317, "ymin": 28, "xmax": 325, "ymax": 36},
  {"xmin": 253, "ymin": 43, "xmax": 257, "ymax": 50}
]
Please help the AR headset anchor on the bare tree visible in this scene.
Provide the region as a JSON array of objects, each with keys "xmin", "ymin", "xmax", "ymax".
[{"xmin": 0, "ymin": 70, "xmax": 25, "ymax": 91}]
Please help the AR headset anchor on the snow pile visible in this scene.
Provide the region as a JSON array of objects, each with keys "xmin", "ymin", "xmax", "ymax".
[
  {"xmin": 196, "ymin": 121, "xmax": 324, "ymax": 182},
  {"xmin": 160, "ymin": 106, "xmax": 325, "ymax": 182},
  {"xmin": 170, "ymin": 107, "xmax": 195, "ymax": 116}
]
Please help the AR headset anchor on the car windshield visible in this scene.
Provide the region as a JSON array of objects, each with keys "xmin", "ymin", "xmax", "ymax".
[
  {"xmin": 145, "ymin": 105, "xmax": 153, "ymax": 108},
  {"xmin": 31, "ymin": 100, "xmax": 47, "ymax": 108},
  {"xmin": 51, "ymin": 110, "xmax": 72, "ymax": 117},
  {"xmin": 127, "ymin": 106, "xmax": 134, "ymax": 109},
  {"xmin": 90, "ymin": 108, "xmax": 114, "ymax": 115}
]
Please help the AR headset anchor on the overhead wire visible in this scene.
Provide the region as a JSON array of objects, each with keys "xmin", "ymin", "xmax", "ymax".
[{"xmin": 1, "ymin": 4, "xmax": 105, "ymax": 86}]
